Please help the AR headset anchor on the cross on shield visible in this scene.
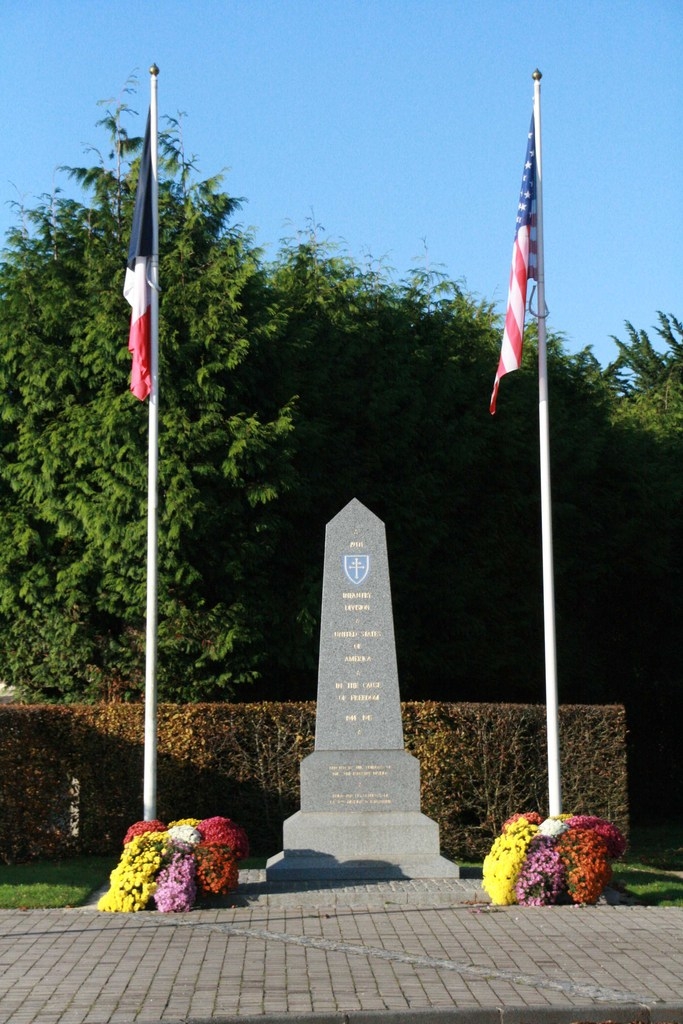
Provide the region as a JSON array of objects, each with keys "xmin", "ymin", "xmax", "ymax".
[{"xmin": 343, "ymin": 554, "xmax": 370, "ymax": 586}]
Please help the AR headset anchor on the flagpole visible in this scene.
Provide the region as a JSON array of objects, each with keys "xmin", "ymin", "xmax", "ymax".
[
  {"xmin": 143, "ymin": 64, "xmax": 160, "ymax": 821},
  {"xmin": 532, "ymin": 69, "xmax": 562, "ymax": 816}
]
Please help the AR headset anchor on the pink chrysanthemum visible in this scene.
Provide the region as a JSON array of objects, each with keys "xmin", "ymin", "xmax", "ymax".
[
  {"xmin": 515, "ymin": 835, "xmax": 566, "ymax": 906},
  {"xmin": 154, "ymin": 845, "xmax": 197, "ymax": 913}
]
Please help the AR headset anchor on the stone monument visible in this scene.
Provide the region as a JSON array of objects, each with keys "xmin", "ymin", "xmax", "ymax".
[{"xmin": 266, "ymin": 498, "xmax": 459, "ymax": 880}]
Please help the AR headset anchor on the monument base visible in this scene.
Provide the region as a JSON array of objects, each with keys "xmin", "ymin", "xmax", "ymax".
[{"xmin": 266, "ymin": 810, "xmax": 460, "ymax": 880}]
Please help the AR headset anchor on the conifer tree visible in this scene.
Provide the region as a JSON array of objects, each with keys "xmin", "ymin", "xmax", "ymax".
[
  {"xmin": 0, "ymin": 101, "xmax": 293, "ymax": 701},
  {"xmin": 3, "ymin": 93, "xmax": 683, "ymax": 732},
  {"xmin": 609, "ymin": 313, "xmax": 683, "ymax": 429}
]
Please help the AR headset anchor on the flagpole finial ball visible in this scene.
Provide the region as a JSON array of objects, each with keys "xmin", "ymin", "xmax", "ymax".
[
  {"xmin": 150, "ymin": 64, "xmax": 159, "ymax": 77},
  {"xmin": 532, "ymin": 68, "xmax": 542, "ymax": 81}
]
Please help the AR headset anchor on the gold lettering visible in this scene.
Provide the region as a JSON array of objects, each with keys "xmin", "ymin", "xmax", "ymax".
[{"xmin": 329, "ymin": 794, "xmax": 392, "ymax": 806}]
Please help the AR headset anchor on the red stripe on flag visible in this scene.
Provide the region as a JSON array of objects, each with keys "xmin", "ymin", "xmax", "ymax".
[
  {"xmin": 490, "ymin": 116, "xmax": 537, "ymax": 414},
  {"xmin": 128, "ymin": 306, "xmax": 151, "ymax": 401},
  {"xmin": 124, "ymin": 114, "xmax": 154, "ymax": 401},
  {"xmin": 490, "ymin": 231, "xmax": 529, "ymax": 414}
]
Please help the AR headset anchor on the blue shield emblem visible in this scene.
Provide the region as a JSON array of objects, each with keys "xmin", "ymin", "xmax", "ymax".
[{"xmin": 344, "ymin": 554, "xmax": 370, "ymax": 586}]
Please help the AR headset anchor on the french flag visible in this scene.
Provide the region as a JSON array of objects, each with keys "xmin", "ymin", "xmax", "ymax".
[{"xmin": 124, "ymin": 114, "xmax": 153, "ymax": 401}]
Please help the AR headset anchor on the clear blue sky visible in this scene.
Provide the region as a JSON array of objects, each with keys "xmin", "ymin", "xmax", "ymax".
[{"xmin": 2, "ymin": 0, "xmax": 681, "ymax": 366}]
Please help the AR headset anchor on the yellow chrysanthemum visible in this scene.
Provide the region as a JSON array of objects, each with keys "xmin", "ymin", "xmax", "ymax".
[
  {"xmin": 98, "ymin": 832, "xmax": 169, "ymax": 913},
  {"xmin": 482, "ymin": 818, "xmax": 539, "ymax": 905}
]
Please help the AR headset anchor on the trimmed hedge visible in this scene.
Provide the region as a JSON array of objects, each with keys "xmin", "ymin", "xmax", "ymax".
[{"xmin": 0, "ymin": 702, "xmax": 627, "ymax": 862}]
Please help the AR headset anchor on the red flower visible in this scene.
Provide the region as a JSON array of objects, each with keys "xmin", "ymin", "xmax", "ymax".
[
  {"xmin": 197, "ymin": 816, "xmax": 249, "ymax": 860},
  {"xmin": 123, "ymin": 819, "xmax": 167, "ymax": 846},
  {"xmin": 194, "ymin": 843, "xmax": 239, "ymax": 895}
]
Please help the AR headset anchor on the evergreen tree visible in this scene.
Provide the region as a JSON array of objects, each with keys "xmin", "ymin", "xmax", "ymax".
[
  {"xmin": 250, "ymin": 235, "xmax": 547, "ymax": 699},
  {"xmin": 0, "ymin": 102, "xmax": 294, "ymax": 701},
  {"xmin": 2, "ymin": 93, "xmax": 683, "ymax": 730},
  {"xmin": 608, "ymin": 313, "xmax": 683, "ymax": 429}
]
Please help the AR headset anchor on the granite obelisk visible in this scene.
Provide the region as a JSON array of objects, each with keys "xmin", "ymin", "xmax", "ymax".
[{"xmin": 267, "ymin": 498, "xmax": 458, "ymax": 880}]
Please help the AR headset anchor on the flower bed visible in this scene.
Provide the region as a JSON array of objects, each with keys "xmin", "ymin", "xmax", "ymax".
[
  {"xmin": 482, "ymin": 812, "xmax": 626, "ymax": 906},
  {"xmin": 98, "ymin": 815, "xmax": 248, "ymax": 912}
]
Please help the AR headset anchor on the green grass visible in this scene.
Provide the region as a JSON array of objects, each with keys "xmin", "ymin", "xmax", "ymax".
[
  {"xmin": 2, "ymin": 825, "xmax": 683, "ymax": 909},
  {"xmin": 612, "ymin": 865, "xmax": 683, "ymax": 906},
  {"xmin": 624, "ymin": 823, "xmax": 683, "ymax": 870},
  {"xmin": 240, "ymin": 857, "xmax": 267, "ymax": 869},
  {"xmin": 611, "ymin": 823, "xmax": 683, "ymax": 906},
  {"xmin": 0, "ymin": 856, "xmax": 116, "ymax": 909},
  {"xmin": 0, "ymin": 855, "xmax": 269, "ymax": 910}
]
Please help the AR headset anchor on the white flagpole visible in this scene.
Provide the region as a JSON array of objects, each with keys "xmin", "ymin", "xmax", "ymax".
[
  {"xmin": 532, "ymin": 69, "xmax": 562, "ymax": 816},
  {"xmin": 143, "ymin": 63, "xmax": 160, "ymax": 821}
]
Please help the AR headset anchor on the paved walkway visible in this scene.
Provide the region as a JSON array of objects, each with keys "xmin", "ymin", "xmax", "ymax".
[{"xmin": 1, "ymin": 872, "xmax": 682, "ymax": 1023}]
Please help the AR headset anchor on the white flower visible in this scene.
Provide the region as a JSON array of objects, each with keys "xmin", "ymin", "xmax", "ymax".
[
  {"xmin": 538, "ymin": 817, "xmax": 569, "ymax": 838},
  {"xmin": 168, "ymin": 824, "xmax": 201, "ymax": 846}
]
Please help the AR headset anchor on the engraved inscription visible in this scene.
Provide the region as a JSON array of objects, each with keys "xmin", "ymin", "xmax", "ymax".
[
  {"xmin": 313, "ymin": 498, "xmax": 406, "ymax": 752},
  {"xmin": 325, "ymin": 762, "xmax": 393, "ymax": 807},
  {"xmin": 329, "ymin": 793, "xmax": 392, "ymax": 806}
]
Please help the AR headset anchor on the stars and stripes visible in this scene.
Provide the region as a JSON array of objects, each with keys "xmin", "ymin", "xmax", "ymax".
[{"xmin": 490, "ymin": 115, "xmax": 538, "ymax": 414}]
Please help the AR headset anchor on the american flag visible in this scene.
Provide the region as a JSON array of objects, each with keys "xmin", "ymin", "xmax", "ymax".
[{"xmin": 490, "ymin": 114, "xmax": 538, "ymax": 414}]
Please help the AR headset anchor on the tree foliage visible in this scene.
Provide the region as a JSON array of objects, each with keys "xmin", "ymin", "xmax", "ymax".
[
  {"xmin": 1, "ymin": 92, "xmax": 683, "ymax": 787},
  {"xmin": 0, "ymin": 103, "xmax": 294, "ymax": 701},
  {"xmin": 608, "ymin": 313, "xmax": 683, "ymax": 430}
]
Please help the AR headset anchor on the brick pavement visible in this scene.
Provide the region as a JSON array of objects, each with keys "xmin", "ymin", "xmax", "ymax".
[{"xmin": 0, "ymin": 873, "xmax": 682, "ymax": 1023}]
